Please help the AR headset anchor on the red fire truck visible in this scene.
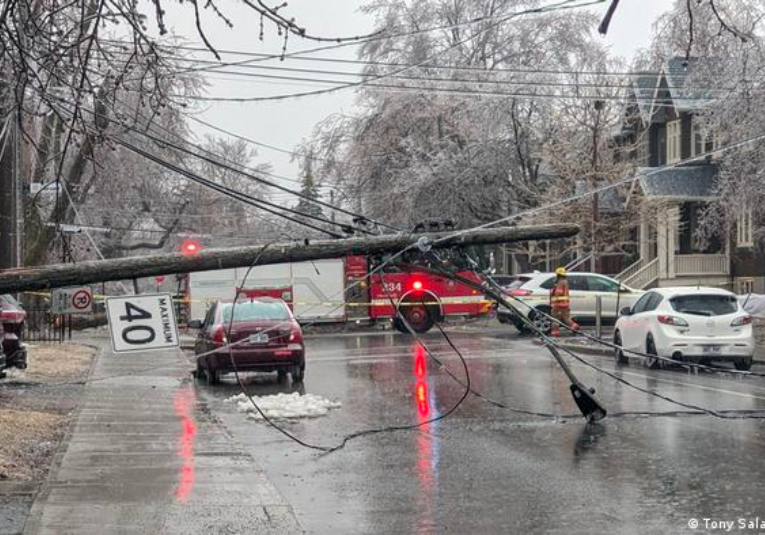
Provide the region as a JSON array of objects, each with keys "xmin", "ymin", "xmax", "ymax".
[{"xmin": 187, "ymin": 255, "xmax": 491, "ymax": 333}]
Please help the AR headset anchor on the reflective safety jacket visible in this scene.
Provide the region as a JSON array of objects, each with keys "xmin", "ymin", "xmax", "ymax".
[{"xmin": 551, "ymin": 278, "xmax": 571, "ymax": 310}]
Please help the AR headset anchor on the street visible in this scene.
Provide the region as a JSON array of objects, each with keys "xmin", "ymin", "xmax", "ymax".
[{"xmin": 195, "ymin": 327, "xmax": 765, "ymax": 534}]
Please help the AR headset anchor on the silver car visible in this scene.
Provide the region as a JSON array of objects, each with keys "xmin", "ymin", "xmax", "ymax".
[{"xmin": 495, "ymin": 272, "xmax": 643, "ymax": 333}]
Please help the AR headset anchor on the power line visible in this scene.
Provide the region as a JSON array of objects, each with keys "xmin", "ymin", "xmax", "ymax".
[
  {"xmin": 182, "ymin": 74, "xmax": 725, "ymax": 104},
  {"xmin": 40, "ymin": 88, "xmax": 398, "ymax": 233},
  {"xmin": 100, "ymin": 46, "xmax": 735, "ymax": 94},
  {"xmin": 431, "ymin": 127, "xmax": 765, "ymax": 245},
  {"xmin": 170, "ymin": 62, "xmax": 736, "ymax": 94},
  {"xmin": 101, "ymin": 0, "xmax": 603, "ymax": 82},
  {"xmin": 113, "ymin": 137, "xmax": 353, "ymax": 238},
  {"xmin": 125, "ymin": 119, "xmax": 400, "ymax": 232},
  {"xmin": 163, "ymin": 0, "xmax": 608, "ymax": 103}
]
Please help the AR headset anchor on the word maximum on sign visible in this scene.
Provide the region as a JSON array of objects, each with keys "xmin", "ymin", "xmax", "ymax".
[{"xmin": 105, "ymin": 294, "xmax": 179, "ymax": 353}]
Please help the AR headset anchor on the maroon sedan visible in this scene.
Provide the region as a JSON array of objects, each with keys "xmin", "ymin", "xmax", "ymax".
[
  {"xmin": 190, "ymin": 298, "xmax": 305, "ymax": 385},
  {"xmin": 0, "ymin": 294, "xmax": 26, "ymax": 371}
]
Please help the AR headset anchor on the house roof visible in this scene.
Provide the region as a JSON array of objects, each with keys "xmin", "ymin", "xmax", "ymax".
[
  {"xmin": 663, "ymin": 57, "xmax": 716, "ymax": 111},
  {"xmin": 631, "ymin": 73, "xmax": 661, "ymax": 123},
  {"xmin": 637, "ymin": 164, "xmax": 718, "ymax": 199},
  {"xmin": 575, "ymin": 180, "xmax": 626, "ymax": 213}
]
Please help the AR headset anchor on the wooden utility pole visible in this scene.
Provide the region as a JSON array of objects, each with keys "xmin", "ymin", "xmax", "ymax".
[
  {"xmin": 590, "ymin": 100, "xmax": 604, "ymax": 273},
  {"xmin": 0, "ymin": 97, "xmax": 20, "ymax": 270},
  {"xmin": 0, "ymin": 224, "xmax": 579, "ymax": 294}
]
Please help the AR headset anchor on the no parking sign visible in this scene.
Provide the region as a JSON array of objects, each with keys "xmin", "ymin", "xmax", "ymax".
[{"xmin": 51, "ymin": 287, "xmax": 93, "ymax": 315}]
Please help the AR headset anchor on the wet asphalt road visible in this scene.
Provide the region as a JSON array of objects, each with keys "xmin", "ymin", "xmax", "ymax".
[{"xmin": 196, "ymin": 327, "xmax": 765, "ymax": 534}]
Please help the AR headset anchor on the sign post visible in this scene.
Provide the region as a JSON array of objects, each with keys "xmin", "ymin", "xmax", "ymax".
[{"xmin": 105, "ymin": 294, "xmax": 180, "ymax": 353}]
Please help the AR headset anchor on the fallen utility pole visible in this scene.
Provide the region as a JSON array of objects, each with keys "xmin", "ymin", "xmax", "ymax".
[
  {"xmin": 412, "ymin": 264, "xmax": 607, "ymax": 423},
  {"xmin": 0, "ymin": 224, "xmax": 578, "ymax": 294}
]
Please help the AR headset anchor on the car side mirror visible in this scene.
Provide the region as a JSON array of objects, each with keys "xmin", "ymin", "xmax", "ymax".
[
  {"xmin": 619, "ymin": 286, "xmax": 630, "ymax": 293},
  {"xmin": 619, "ymin": 306, "xmax": 632, "ymax": 317},
  {"xmin": 188, "ymin": 319, "xmax": 203, "ymax": 329}
]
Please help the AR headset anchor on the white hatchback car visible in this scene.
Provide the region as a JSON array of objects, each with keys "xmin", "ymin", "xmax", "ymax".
[
  {"xmin": 614, "ymin": 287, "xmax": 755, "ymax": 370},
  {"xmin": 495, "ymin": 272, "xmax": 643, "ymax": 333}
]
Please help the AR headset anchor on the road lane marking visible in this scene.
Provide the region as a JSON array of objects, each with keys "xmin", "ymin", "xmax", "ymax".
[{"xmin": 601, "ymin": 368, "xmax": 765, "ymax": 403}]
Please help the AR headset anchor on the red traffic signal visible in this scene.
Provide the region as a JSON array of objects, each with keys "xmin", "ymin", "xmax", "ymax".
[{"xmin": 181, "ymin": 239, "xmax": 203, "ymax": 256}]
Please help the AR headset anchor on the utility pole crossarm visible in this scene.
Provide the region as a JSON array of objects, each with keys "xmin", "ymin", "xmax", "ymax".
[{"xmin": 0, "ymin": 224, "xmax": 579, "ymax": 294}]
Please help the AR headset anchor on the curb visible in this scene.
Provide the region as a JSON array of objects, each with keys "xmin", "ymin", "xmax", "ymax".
[{"xmin": 548, "ymin": 339, "xmax": 765, "ymax": 365}]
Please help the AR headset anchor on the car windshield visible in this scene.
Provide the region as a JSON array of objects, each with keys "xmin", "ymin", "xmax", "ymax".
[
  {"xmin": 220, "ymin": 301, "xmax": 290, "ymax": 322},
  {"xmin": 670, "ymin": 294, "xmax": 738, "ymax": 317}
]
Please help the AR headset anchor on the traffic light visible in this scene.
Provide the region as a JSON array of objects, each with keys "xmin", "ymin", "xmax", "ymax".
[{"xmin": 180, "ymin": 239, "xmax": 203, "ymax": 256}]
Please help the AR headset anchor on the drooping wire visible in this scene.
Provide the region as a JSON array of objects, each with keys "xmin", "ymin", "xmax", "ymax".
[
  {"xmin": 218, "ymin": 242, "xmax": 473, "ymax": 454},
  {"xmin": 114, "ymin": 137, "xmax": 348, "ymax": 238},
  {"xmin": 43, "ymin": 89, "xmax": 399, "ymax": 235},
  {"xmin": 426, "ymin": 265, "xmax": 765, "ymax": 420},
  {"xmin": 121, "ymin": 122, "xmax": 400, "ymax": 233}
]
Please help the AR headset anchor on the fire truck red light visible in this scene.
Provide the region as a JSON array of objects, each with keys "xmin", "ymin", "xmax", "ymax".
[
  {"xmin": 413, "ymin": 280, "xmax": 423, "ymax": 291},
  {"xmin": 181, "ymin": 239, "xmax": 203, "ymax": 256}
]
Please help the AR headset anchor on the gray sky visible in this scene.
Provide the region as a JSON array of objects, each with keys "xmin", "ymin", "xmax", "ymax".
[{"xmin": 166, "ymin": 0, "xmax": 672, "ymax": 196}]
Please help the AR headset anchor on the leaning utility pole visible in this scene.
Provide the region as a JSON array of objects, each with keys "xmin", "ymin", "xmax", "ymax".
[{"xmin": 0, "ymin": 224, "xmax": 579, "ymax": 294}]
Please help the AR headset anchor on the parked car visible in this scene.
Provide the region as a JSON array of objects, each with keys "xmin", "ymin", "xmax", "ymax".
[
  {"xmin": 0, "ymin": 294, "xmax": 27, "ymax": 370},
  {"xmin": 495, "ymin": 272, "xmax": 643, "ymax": 333},
  {"xmin": 490, "ymin": 274, "xmax": 532, "ymax": 291},
  {"xmin": 489, "ymin": 275, "xmax": 533, "ymax": 322},
  {"xmin": 614, "ymin": 287, "xmax": 755, "ymax": 370},
  {"xmin": 190, "ymin": 298, "xmax": 305, "ymax": 385}
]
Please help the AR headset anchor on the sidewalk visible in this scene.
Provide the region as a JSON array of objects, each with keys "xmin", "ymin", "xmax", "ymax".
[{"xmin": 25, "ymin": 343, "xmax": 300, "ymax": 534}]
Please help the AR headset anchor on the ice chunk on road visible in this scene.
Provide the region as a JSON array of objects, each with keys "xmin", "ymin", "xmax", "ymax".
[{"xmin": 224, "ymin": 392, "xmax": 341, "ymax": 420}]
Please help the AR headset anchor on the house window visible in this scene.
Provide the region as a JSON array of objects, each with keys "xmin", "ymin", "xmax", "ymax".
[
  {"xmin": 691, "ymin": 117, "xmax": 721, "ymax": 157},
  {"xmin": 666, "ymin": 120, "xmax": 681, "ymax": 163},
  {"xmin": 737, "ymin": 208, "xmax": 754, "ymax": 247},
  {"xmin": 691, "ymin": 120, "xmax": 703, "ymax": 156}
]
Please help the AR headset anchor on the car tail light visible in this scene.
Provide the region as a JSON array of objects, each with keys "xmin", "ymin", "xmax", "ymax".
[
  {"xmin": 508, "ymin": 289, "xmax": 531, "ymax": 297},
  {"xmin": 288, "ymin": 327, "xmax": 303, "ymax": 343},
  {"xmin": 0, "ymin": 310, "xmax": 25, "ymax": 323},
  {"xmin": 657, "ymin": 315, "xmax": 689, "ymax": 327},
  {"xmin": 412, "ymin": 280, "xmax": 424, "ymax": 291},
  {"xmin": 211, "ymin": 326, "xmax": 227, "ymax": 345},
  {"xmin": 731, "ymin": 315, "xmax": 753, "ymax": 327}
]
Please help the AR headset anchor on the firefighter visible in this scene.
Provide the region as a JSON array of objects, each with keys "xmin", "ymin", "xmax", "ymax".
[{"xmin": 550, "ymin": 267, "xmax": 580, "ymax": 337}]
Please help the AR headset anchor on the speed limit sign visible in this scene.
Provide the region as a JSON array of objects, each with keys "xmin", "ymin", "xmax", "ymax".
[{"xmin": 105, "ymin": 294, "xmax": 179, "ymax": 353}]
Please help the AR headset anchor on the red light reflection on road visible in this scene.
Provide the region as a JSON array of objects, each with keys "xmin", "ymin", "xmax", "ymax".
[
  {"xmin": 411, "ymin": 343, "xmax": 439, "ymax": 531},
  {"xmin": 414, "ymin": 345, "xmax": 426, "ymax": 378},
  {"xmin": 173, "ymin": 387, "xmax": 197, "ymax": 502},
  {"xmin": 416, "ymin": 382, "xmax": 429, "ymax": 417}
]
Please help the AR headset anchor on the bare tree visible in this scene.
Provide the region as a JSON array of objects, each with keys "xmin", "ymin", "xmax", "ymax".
[
  {"xmin": 306, "ymin": 0, "xmax": 606, "ymax": 234},
  {"xmin": 0, "ymin": 1, "xmax": 377, "ymax": 266}
]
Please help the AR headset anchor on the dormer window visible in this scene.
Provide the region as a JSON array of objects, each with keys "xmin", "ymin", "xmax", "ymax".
[{"xmin": 666, "ymin": 120, "xmax": 681, "ymax": 163}]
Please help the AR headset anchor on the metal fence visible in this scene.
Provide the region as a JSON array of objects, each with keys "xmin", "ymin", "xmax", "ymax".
[{"xmin": 23, "ymin": 308, "xmax": 72, "ymax": 343}]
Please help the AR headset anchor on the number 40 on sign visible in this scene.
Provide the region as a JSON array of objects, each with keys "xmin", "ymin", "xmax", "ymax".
[{"xmin": 105, "ymin": 294, "xmax": 179, "ymax": 353}]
